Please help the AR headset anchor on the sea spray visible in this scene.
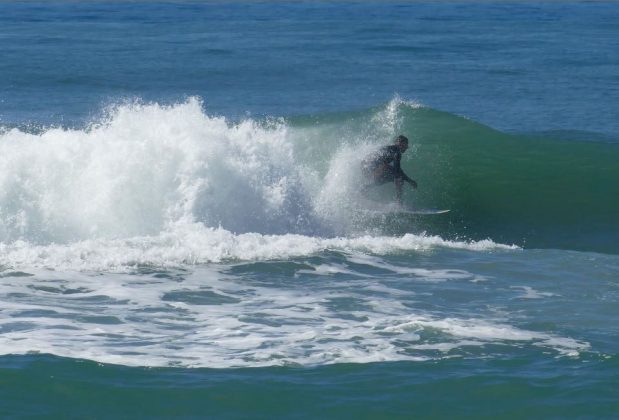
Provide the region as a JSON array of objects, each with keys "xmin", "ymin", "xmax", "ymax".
[{"xmin": 0, "ymin": 99, "xmax": 322, "ymax": 243}]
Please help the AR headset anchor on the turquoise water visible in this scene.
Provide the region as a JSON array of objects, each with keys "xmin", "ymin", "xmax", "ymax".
[{"xmin": 1, "ymin": 2, "xmax": 618, "ymax": 418}]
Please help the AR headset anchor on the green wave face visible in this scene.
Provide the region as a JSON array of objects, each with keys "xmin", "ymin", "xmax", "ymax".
[{"xmin": 289, "ymin": 101, "xmax": 619, "ymax": 253}]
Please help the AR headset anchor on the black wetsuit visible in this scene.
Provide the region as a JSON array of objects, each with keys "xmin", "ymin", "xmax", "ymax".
[{"xmin": 361, "ymin": 145, "xmax": 404, "ymax": 185}]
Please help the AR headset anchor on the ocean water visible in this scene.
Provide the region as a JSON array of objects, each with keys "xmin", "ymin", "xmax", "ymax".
[{"xmin": 1, "ymin": 1, "xmax": 618, "ymax": 418}]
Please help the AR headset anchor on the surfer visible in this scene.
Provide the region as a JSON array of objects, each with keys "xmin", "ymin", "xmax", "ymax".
[{"xmin": 361, "ymin": 135, "xmax": 417, "ymax": 204}]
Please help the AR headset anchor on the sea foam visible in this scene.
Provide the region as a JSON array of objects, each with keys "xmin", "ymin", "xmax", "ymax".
[
  {"xmin": 0, "ymin": 261, "xmax": 584, "ymax": 369},
  {"xmin": 0, "ymin": 98, "xmax": 317, "ymax": 243},
  {"xmin": 0, "ymin": 224, "xmax": 517, "ymax": 271}
]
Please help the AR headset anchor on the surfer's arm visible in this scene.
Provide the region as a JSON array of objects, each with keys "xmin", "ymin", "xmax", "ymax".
[
  {"xmin": 401, "ymin": 171, "xmax": 417, "ymax": 189},
  {"xmin": 394, "ymin": 154, "xmax": 417, "ymax": 189}
]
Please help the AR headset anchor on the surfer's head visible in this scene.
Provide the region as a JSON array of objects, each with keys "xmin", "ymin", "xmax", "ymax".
[{"xmin": 395, "ymin": 135, "xmax": 409, "ymax": 152}]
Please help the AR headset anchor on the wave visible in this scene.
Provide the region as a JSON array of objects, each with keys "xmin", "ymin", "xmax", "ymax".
[
  {"xmin": 287, "ymin": 99, "xmax": 619, "ymax": 253},
  {"xmin": 0, "ymin": 97, "xmax": 617, "ymax": 262}
]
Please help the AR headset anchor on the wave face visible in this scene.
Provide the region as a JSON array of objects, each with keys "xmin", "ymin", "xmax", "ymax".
[
  {"xmin": 287, "ymin": 99, "xmax": 619, "ymax": 253},
  {"xmin": 0, "ymin": 97, "xmax": 617, "ymax": 262},
  {"xmin": 391, "ymin": 105, "xmax": 619, "ymax": 253}
]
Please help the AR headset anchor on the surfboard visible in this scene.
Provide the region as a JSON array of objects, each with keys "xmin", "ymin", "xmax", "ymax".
[
  {"xmin": 358, "ymin": 207, "xmax": 450, "ymax": 217},
  {"xmin": 396, "ymin": 208, "xmax": 450, "ymax": 215}
]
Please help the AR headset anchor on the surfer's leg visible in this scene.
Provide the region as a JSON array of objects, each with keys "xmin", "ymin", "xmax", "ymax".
[
  {"xmin": 362, "ymin": 163, "xmax": 389, "ymax": 189},
  {"xmin": 360, "ymin": 165, "xmax": 377, "ymax": 195},
  {"xmin": 372, "ymin": 164, "xmax": 394, "ymax": 185},
  {"xmin": 395, "ymin": 176, "xmax": 403, "ymax": 204}
]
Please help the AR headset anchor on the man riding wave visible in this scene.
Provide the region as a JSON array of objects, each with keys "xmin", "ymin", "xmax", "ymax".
[{"xmin": 361, "ymin": 135, "xmax": 417, "ymax": 204}]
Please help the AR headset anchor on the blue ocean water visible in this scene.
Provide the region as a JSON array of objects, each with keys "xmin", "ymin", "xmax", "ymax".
[{"xmin": 1, "ymin": 1, "xmax": 618, "ymax": 418}]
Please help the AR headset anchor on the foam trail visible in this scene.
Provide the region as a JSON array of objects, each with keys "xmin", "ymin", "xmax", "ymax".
[{"xmin": 0, "ymin": 223, "xmax": 518, "ymax": 272}]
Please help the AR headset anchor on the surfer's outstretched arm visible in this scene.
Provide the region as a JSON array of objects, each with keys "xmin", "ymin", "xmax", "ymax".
[
  {"xmin": 401, "ymin": 171, "xmax": 417, "ymax": 189},
  {"xmin": 392, "ymin": 148, "xmax": 417, "ymax": 190}
]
